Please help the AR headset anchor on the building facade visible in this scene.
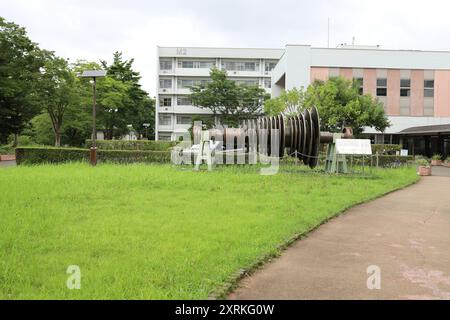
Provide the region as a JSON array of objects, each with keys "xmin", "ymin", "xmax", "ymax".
[
  {"xmin": 272, "ymin": 45, "xmax": 450, "ymax": 156},
  {"xmin": 156, "ymin": 47, "xmax": 284, "ymax": 141}
]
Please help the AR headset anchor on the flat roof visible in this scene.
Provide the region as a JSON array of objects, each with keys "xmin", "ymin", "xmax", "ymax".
[{"xmin": 399, "ymin": 124, "xmax": 450, "ymax": 135}]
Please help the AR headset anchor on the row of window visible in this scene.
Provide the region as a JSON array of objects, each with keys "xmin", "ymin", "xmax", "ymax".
[
  {"xmin": 160, "ymin": 96, "xmax": 192, "ymax": 107},
  {"xmin": 158, "ymin": 114, "xmax": 192, "ymax": 126},
  {"xmin": 160, "ymin": 59, "xmax": 277, "ymax": 72},
  {"xmin": 354, "ymin": 78, "xmax": 435, "ymax": 98},
  {"xmin": 160, "ymin": 78, "xmax": 271, "ymax": 89}
]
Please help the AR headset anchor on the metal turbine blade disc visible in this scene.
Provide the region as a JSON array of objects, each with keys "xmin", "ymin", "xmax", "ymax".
[
  {"xmin": 295, "ymin": 115, "xmax": 301, "ymax": 159},
  {"xmin": 303, "ymin": 109, "xmax": 312, "ymax": 165},
  {"xmin": 279, "ymin": 116, "xmax": 285, "ymax": 157},
  {"xmin": 309, "ymin": 107, "xmax": 320, "ymax": 168},
  {"xmin": 299, "ymin": 113, "xmax": 306, "ymax": 160}
]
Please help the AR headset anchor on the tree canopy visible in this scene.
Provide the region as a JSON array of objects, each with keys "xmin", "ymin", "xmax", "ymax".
[
  {"xmin": 38, "ymin": 53, "xmax": 78, "ymax": 146},
  {"xmin": 0, "ymin": 16, "xmax": 46, "ymax": 145},
  {"xmin": 264, "ymin": 77, "xmax": 390, "ymax": 135},
  {"xmin": 101, "ymin": 52, "xmax": 155, "ymax": 139},
  {"xmin": 190, "ymin": 68, "xmax": 268, "ymax": 127},
  {"xmin": 264, "ymin": 88, "xmax": 305, "ymax": 117},
  {"xmin": 304, "ymin": 77, "xmax": 390, "ymax": 135}
]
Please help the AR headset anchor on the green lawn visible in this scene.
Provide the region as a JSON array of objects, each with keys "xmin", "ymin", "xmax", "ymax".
[{"xmin": 0, "ymin": 163, "xmax": 418, "ymax": 299}]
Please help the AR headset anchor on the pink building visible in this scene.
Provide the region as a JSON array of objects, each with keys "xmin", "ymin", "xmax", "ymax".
[{"xmin": 272, "ymin": 45, "xmax": 450, "ymax": 157}]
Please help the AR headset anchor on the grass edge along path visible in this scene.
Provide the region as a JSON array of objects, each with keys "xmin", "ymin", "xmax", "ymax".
[{"xmin": 215, "ymin": 172, "xmax": 420, "ymax": 299}]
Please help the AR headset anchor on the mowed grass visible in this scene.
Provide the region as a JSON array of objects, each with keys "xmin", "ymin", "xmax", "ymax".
[{"xmin": 0, "ymin": 163, "xmax": 418, "ymax": 299}]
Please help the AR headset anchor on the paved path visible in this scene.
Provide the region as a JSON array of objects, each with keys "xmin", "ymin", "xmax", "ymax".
[
  {"xmin": 230, "ymin": 174, "xmax": 450, "ymax": 300},
  {"xmin": 0, "ymin": 160, "xmax": 16, "ymax": 168}
]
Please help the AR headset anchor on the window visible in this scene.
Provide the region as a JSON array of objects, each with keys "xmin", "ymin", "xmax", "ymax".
[
  {"xmin": 177, "ymin": 79, "xmax": 210, "ymax": 89},
  {"xmin": 158, "ymin": 133, "xmax": 172, "ymax": 141},
  {"xmin": 233, "ymin": 79, "xmax": 259, "ymax": 86},
  {"xmin": 159, "ymin": 78, "xmax": 172, "ymax": 89},
  {"xmin": 376, "ymin": 78, "xmax": 387, "ymax": 96},
  {"xmin": 265, "ymin": 62, "xmax": 277, "ymax": 72},
  {"xmin": 424, "ymin": 80, "xmax": 434, "ymax": 98},
  {"xmin": 400, "ymin": 79, "xmax": 411, "ymax": 97},
  {"xmin": 264, "ymin": 78, "xmax": 272, "ymax": 89},
  {"xmin": 222, "ymin": 60, "xmax": 259, "ymax": 72},
  {"xmin": 176, "ymin": 115, "xmax": 192, "ymax": 125},
  {"xmin": 158, "ymin": 114, "xmax": 172, "ymax": 126},
  {"xmin": 177, "ymin": 96, "xmax": 192, "ymax": 106},
  {"xmin": 178, "ymin": 60, "xmax": 215, "ymax": 69},
  {"xmin": 354, "ymin": 78, "xmax": 364, "ymax": 95},
  {"xmin": 160, "ymin": 59, "xmax": 172, "ymax": 71},
  {"xmin": 160, "ymin": 97, "xmax": 172, "ymax": 107}
]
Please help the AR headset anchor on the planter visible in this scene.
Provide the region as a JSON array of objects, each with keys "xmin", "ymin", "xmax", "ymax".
[
  {"xmin": 418, "ymin": 166, "xmax": 432, "ymax": 176},
  {"xmin": 0, "ymin": 155, "xmax": 16, "ymax": 161},
  {"xmin": 431, "ymin": 159, "xmax": 442, "ymax": 166}
]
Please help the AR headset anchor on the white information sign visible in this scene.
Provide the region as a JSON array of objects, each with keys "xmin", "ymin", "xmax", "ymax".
[
  {"xmin": 335, "ymin": 139, "xmax": 372, "ymax": 155},
  {"xmin": 401, "ymin": 149, "xmax": 409, "ymax": 156}
]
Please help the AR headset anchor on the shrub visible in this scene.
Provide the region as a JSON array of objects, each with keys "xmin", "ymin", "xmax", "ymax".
[
  {"xmin": 371, "ymin": 144, "xmax": 402, "ymax": 155},
  {"xmin": 416, "ymin": 158, "xmax": 430, "ymax": 167},
  {"xmin": 16, "ymin": 147, "xmax": 89, "ymax": 165},
  {"xmin": 377, "ymin": 155, "xmax": 414, "ymax": 167},
  {"xmin": 0, "ymin": 145, "xmax": 15, "ymax": 155},
  {"xmin": 16, "ymin": 147, "xmax": 171, "ymax": 165},
  {"xmin": 431, "ymin": 154, "xmax": 442, "ymax": 160},
  {"xmin": 351, "ymin": 155, "xmax": 414, "ymax": 168},
  {"xmin": 97, "ymin": 150, "xmax": 171, "ymax": 164},
  {"xmin": 85, "ymin": 140, "xmax": 176, "ymax": 151}
]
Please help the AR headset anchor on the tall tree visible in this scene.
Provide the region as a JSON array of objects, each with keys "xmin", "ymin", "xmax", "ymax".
[
  {"xmin": 101, "ymin": 52, "xmax": 155, "ymax": 139},
  {"xmin": 0, "ymin": 16, "xmax": 45, "ymax": 145},
  {"xmin": 39, "ymin": 54, "xmax": 78, "ymax": 146},
  {"xmin": 304, "ymin": 77, "xmax": 390, "ymax": 135},
  {"xmin": 96, "ymin": 77, "xmax": 131, "ymax": 140},
  {"xmin": 190, "ymin": 68, "xmax": 268, "ymax": 127}
]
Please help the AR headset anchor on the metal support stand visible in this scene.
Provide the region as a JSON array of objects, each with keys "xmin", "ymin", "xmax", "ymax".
[
  {"xmin": 195, "ymin": 131, "xmax": 216, "ymax": 171},
  {"xmin": 325, "ymin": 133, "xmax": 348, "ymax": 174}
]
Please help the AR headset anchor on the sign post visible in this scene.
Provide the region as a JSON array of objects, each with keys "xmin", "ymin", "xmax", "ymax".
[{"xmin": 326, "ymin": 137, "xmax": 372, "ymax": 174}]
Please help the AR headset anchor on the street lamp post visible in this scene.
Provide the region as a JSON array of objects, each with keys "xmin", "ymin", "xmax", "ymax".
[
  {"xmin": 79, "ymin": 70, "xmax": 106, "ymax": 166},
  {"xmin": 143, "ymin": 123, "xmax": 151, "ymax": 140}
]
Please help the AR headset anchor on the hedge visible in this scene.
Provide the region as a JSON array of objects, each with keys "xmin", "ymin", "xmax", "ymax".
[
  {"xmin": 371, "ymin": 144, "xmax": 402, "ymax": 155},
  {"xmin": 15, "ymin": 147, "xmax": 171, "ymax": 165},
  {"xmin": 85, "ymin": 140, "xmax": 177, "ymax": 151},
  {"xmin": 350, "ymin": 155, "xmax": 414, "ymax": 167}
]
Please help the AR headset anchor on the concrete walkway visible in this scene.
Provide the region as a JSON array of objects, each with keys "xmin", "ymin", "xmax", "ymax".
[
  {"xmin": 0, "ymin": 160, "xmax": 16, "ymax": 168},
  {"xmin": 230, "ymin": 174, "xmax": 450, "ymax": 300}
]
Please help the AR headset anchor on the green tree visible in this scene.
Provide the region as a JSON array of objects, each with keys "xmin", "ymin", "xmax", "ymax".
[
  {"xmin": 102, "ymin": 52, "xmax": 155, "ymax": 139},
  {"xmin": 264, "ymin": 88, "xmax": 305, "ymax": 116},
  {"xmin": 304, "ymin": 77, "xmax": 390, "ymax": 135},
  {"xmin": 38, "ymin": 54, "xmax": 79, "ymax": 146},
  {"xmin": 0, "ymin": 16, "xmax": 45, "ymax": 145},
  {"xmin": 96, "ymin": 77, "xmax": 132, "ymax": 140},
  {"xmin": 190, "ymin": 68, "xmax": 268, "ymax": 127}
]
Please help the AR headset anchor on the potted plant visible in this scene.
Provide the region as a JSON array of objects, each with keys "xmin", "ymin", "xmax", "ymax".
[
  {"xmin": 431, "ymin": 154, "xmax": 442, "ymax": 166},
  {"xmin": 417, "ymin": 159, "xmax": 432, "ymax": 176},
  {"xmin": 443, "ymin": 157, "xmax": 450, "ymax": 167}
]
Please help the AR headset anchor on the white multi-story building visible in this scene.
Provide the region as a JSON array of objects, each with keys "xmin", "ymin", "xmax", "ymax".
[{"xmin": 156, "ymin": 46, "xmax": 284, "ymax": 141}]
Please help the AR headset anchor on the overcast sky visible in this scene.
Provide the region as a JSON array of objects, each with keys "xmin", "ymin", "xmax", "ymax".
[{"xmin": 2, "ymin": 0, "xmax": 450, "ymax": 95}]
